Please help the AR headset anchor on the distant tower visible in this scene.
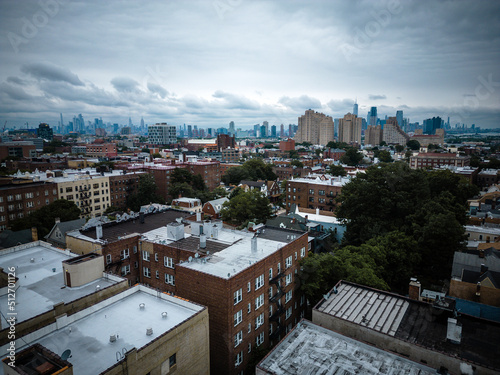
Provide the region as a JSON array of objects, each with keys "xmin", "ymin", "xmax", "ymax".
[
  {"xmin": 60, "ymin": 113, "xmax": 64, "ymax": 127},
  {"xmin": 396, "ymin": 110, "xmax": 403, "ymax": 128},
  {"xmin": 228, "ymin": 121, "xmax": 235, "ymax": 136},
  {"xmin": 369, "ymin": 107, "xmax": 377, "ymax": 126},
  {"xmin": 353, "ymin": 99, "xmax": 358, "ymax": 116},
  {"xmin": 128, "ymin": 117, "xmax": 132, "ymax": 127},
  {"xmin": 280, "ymin": 124, "xmax": 284, "ymax": 138},
  {"xmin": 140, "ymin": 117, "xmax": 145, "ymax": 129}
]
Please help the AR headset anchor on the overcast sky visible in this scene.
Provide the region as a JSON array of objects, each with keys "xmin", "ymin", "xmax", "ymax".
[{"xmin": 1, "ymin": 0, "xmax": 499, "ymax": 130}]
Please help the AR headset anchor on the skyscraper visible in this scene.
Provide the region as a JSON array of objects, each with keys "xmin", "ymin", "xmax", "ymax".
[
  {"xmin": 423, "ymin": 117, "xmax": 443, "ymax": 135},
  {"xmin": 396, "ymin": 110, "xmax": 403, "ymax": 128},
  {"xmin": 148, "ymin": 123, "xmax": 177, "ymax": 144},
  {"xmin": 271, "ymin": 125, "xmax": 277, "ymax": 138},
  {"xmin": 228, "ymin": 121, "xmax": 235, "ymax": 136},
  {"xmin": 295, "ymin": 109, "xmax": 334, "ymax": 146},
  {"xmin": 140, "ymin": 117, "xmax": 145, "ymax": 129},
  {"xmin": 353, "ymin": 100, "xmax": 358, "ymax": 116},
  {"xmin": 263, "ymin": 121, "xmax": 269, "ymax": 138},
  {"xmin": 382, "ymin": 117, "xmax": 409, "ymax": 145},
  {"xmin": 280, "ymin": 124, "xmax": 284, "ymax": 138},
  {"xmin": 338, "ymin": 113, "xmax": 362, "ymax": 145},
  {"xmin": 369, "ymin": 107, "xmax": 377, "ymax": 126}
]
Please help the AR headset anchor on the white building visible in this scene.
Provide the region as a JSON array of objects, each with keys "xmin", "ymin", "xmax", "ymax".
[{"xmin": 148, "ymin": 122, "xmax": 177, "ymax": 145}]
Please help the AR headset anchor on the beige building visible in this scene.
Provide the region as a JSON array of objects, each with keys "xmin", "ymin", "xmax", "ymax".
[
  {"xmin": 365, "ymin": 125, "xmax": 382, "ymax": 146},
  {"xmin": 295, "ymin": 109, "xmax": 334, "ymax": 146},
  {"xmin": 338, "ymin": 113, "xmax": 362, "ymax": 145},
  {"xmin": 382, "ymin": 117, "xmax": 409, "ymax": 145}
]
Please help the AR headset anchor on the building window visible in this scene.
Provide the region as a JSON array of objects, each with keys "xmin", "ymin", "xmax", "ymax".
[
  {"xmin": 165, "ymin": 274, "xmax": 175, "ymax": 285},
  {"xmin": 143, "ymin": 267, "xmax": 151, "ymax": 278},
  {"xmin": 269, "ymin": 304, "xmax": 273, "ymax": 318},
  {"xmin": 142, "ymin": 251, "xmax": 150, "ymax": 261},
  {"xmin": 256, "ymin": 332, "xmax": 264, "ymax": 347},
  {"xmin": 309, "ymin": 189, "xmax": 314, "ymax": 194},
  {"xmin": 106, "ymin": 254, "xmax": 112, "ymax": 264},
  {"xmin": 120, "ymin": 249, "xmax": 129, "ymax": 260},
  {"xmin": 285, "ymin": 273, "xmax": 292, "ymax": 286},
  {"xmin": 285, "ymin": 256, "xmax": 292, "ymax": 269},
  {"xmin": 285, "ymin": 290, "xmax": 292, "ymax": 303},
  {"xmin": 156, "ymin": 270, "xmax": 159, "ymax": 279},
  {"xmin": 318, "ymin": 190, "xmax": 325, "ymax": 195},
  {"xmin": 301, "ymin": 247, "xmax": 306, "ymax": 257},
  {"xmin": 248, "ymin": 323, "xmax": 251, "ymax": 333},
  {"xmin": 255, "ymin": 313, "xmax": 264, "ymax": 329},
  {"xmin": 134, "ymin": 261, "xmax": 138, "ymax": 268},
  {"xmin": 277, "ymin": 262, "xmax": 281, "ymax": 273},
  {"xmin": 255, "ymin": 294, "xmax": 264, "ymax": 310},
  {"xmin": 247, "ymin": 302, "xmax": 252, "ymax": 313},
  {"xmin": 235, "ymin": 351, "xmax": 243, "ymax": 367},
  {"xmin": 169, "ymin": 353, "xmax": 176, "ymax": 368},
  {"xmin": 133, "ymin": 245, "xmax": 137, "ymax": 253},
  {"xmin": 121, "ymin": 265, "xmax": 130, "ymax": 276},
  {"xmin": 234, "ymin": 330, "xmax": 242, "ymax": 347},
  {"xmin": 248, "ymin": 343, "xmax": 252, "ymax": 353},
  {"xmin": 286, "ymin": 306, "xmax": 292, "ymax": 320},
  {"xmin": 247, "ymin": 282, "xmax": 251, "ymax": 292},
  {"xmin": 155, "ymin": 253, "xmax": 159, "ymax": 262},
  {"xmin": 268, "ymin": 286, "xmax": 273, "ymax": 299},
  {"xmin": 164, "ymin": 256, "xmax": 174, "ymax": 268},
  {"xmin": 234, "ymin": 310, "xmax": 242, "ymax": 326},
  {"xmin": 234, "ymin": 288, "xmax": 242, "ymax": 305},
  {"xmin": 255, "ymin": 274, "xmax": 264, "ymax": 290},
  {"xmin": 269, "ymin": 267, "xmax": 273, "ymax": 280}
]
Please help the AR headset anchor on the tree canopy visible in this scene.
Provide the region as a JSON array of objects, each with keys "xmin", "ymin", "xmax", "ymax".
[
  {"xmin": 339, "ymin": 147, "xmax": 364, "ymax": 166},
  {"xmin": 406, "ymin": 139, "xmax": 421, "ymax": 150},
  {"xmin": 11, "ymin": 199, "xmax": 81, "ymax": 238},
  {"xmin": 126, "ymin": 174, "xmax": 166, "ymax": 211},
  {"xmin": 327, "ymin": 164, "xmax": 347, "ymax": 177},
  {"xmin": 222, "ymin": 159, "xmax": 276, "ymax": 185},
  {"xmin": 220, "ymin": 189, "xmax": 273, "ymax": 227},
  {"xmin": 335, "ymin": 162, "xmax": 478, "ymax": 282}
]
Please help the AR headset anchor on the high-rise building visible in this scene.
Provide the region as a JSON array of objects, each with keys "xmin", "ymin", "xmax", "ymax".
[
  {"xmin": 280, "ymin": 124, "xmax": 284, "ymax": 138},
  {"xmin": 187, "ymin": 125, "xmax": 193, "ymax": 138},
  {"xmin": 271, "ymin": 125, "xmax": 277, "ymax": 138},
  {"xmin": 369, "ymin": 107, "xmax": 377, "ymax": 126},
  {"xmin": 140, "ymin": 117, "xmax": 145, "ymax": 129},
  {"xmin": 37, "ymin": 123, "xmax": 53, "ymax": 141},
  {"xmin": 263, "ymin": 121, "xmax": 269, "ymax": 137},
  {"xmin": 365, "ymin": 125, "xmax": 382, "ymax": 146},
  {"xmin": 423, "ymin": 117, "xmax": 443, "ymax": 135},
  {"xmin": 295, "ymin": 110, "xmax": 334, "ymax": 146},
  {"xmin": 396, "ymin": 110, "xmax": 403, "ymax": 128},
  {"xmin": 382, "ymin": 117, "xmax": 409, "ymax": 145},
  {"xmin": 260, "ymin": 124, "xmax": 267, "ymax": 138},
  {"xmin": 353, "ymin": 100, "xmax": 358, "ymax": 116},
  {"xmin": 228, "ymin": 121, "xmax": 235, "ymax": 136},
  {"xmin": 148, "ymin": 123, "xmax": 177, "ymax": 145},
  {"xmin": 338, "ymin": 113, "xmax": 362, "ymax": 145}
]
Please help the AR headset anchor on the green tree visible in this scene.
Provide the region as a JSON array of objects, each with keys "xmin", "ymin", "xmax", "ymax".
[
  {"xmin": 376, "ymin": 150, "xmax": 393, "ymax": 163},
  {"xmin": 339, "ymin": 148, "xmax": 363, "ymax": 166},
  {"xmin": 126, "ymin": 174, "xmax": 165, "ymax": 211},
  {"xmin": 406, "ymin": 140, "xmax": 421, "ymax": 150},
  {"xmin": 395, "ymin": 144, "xmax": 405, "ymax": 153},
  {"xmin": 290, "ymin": 159, "xmax": 304, "ymax": 168},
  {"xmin": 220, "ymin": 189, "xmax": 272, "ymax": 227},
  {"xmin": 326, "ymin": 141, "xmax": 349, "ymax": 150},
  {"xmin": 11, "ymin": 199, "xmax": 81, "ymax": 238},
  {"xmin": 221, "ymin": 159, "xmax": 276, "ymax": 185},
  {"xmin": 222, "ymin": 166, "xmax": 251, "ymax": 185},
  {"xmin": 327, "ymin": 164, "xmax": 347, "ymax": 177}
]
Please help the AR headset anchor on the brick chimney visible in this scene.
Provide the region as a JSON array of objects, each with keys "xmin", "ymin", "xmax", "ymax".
[
  {"xmin": 55, "ymin": 217, "xmax": 60, "ymax": 224},
  {"xmin": 408, "ymin": 278, "xmax": 421, "ymax": 301},
  {"xmin": 31, "ymin": 227, "xmax": 38, "ymax": 241}
]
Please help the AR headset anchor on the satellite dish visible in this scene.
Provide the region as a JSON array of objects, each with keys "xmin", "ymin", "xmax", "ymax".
[
  {"xmin": 194, "ymin": 253, "xmax": 199, "ymax": 258},
  {"xmin": 61, "ymin": 349, "xmax": 72, "ymax": 361},
  {"xmin": 188, "ymin": 256, "xmax": 193, "ymax": 262}
]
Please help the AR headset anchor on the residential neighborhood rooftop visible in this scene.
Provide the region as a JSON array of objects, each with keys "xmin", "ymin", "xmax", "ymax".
[
  {"xmin": 257, "ymin": 320, "xmax": 437, "ymax": 375},
  {"xmin": 0, "ymin": 285, "xmax": 204, "ymax": 375},
  {"xmin": 0, "ymin": 243, "xmax": 118, "ymax": 323}
]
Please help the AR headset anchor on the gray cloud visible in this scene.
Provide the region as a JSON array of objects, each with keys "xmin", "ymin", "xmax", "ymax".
[
  {"xmin": 20, "ymin": 62, "xmax": 84, "ymax": 86},
  {"xmin": 110, "ymin": 77, "xmax": 140, "ymax": 93},
  {"xmin": 278, "ymin": 95, "xmax": 322, "ymax": 110},
  {"xmin": 368, "ymin": 94, "xmax": 387, "ymax": 101},
  {"xmin": 147, "ymin": 82, "xmax": 168, "ymax": 98}
]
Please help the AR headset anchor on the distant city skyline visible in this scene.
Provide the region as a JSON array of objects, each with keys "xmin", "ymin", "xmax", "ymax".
[{"xmin": 1, "ymin": 1, "xmax": 499, "ymax": 129}]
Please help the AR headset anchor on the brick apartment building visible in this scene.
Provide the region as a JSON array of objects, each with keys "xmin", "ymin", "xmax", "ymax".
[
  {"xmin": 409, "ymin": 152, "xmax": 470, "ymax": 169},
  {"xmin": 66, "ymin": 213, "xmax": 310, "ymax": 375},
  {"xmin": 108, "ymin": 171, "xmax": 144, "ymax": 209},
  {"xmin": 85, "ymin": 143, "xmax": 118, "ymax": 158},
  {"xmin": 217, "ymin": 133, "xmax": 236, "ymax": 151},
  {"xmin": 0, "ymin": 179, "xmax": 58, "ymax": 231},
  {"xmin": 0, "ymin": 141, "xmax": 37, "ymax": 159},
  {"xmin": 285, "ymin": 175, "xmax": 350, "ymax": 212}
]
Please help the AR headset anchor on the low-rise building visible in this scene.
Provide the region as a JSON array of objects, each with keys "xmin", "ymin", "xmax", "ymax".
[
  {"xmin": 256, "ymin": 320, "xmax": 437, "ymax": 375},
  {"xmin": 313, "ymin": 280, "xmax": 500, "ymax": 374},
  {"xmin": 202, "ymin": 197, "xmax": 229, "ymax": 218},
  {"xmin": 171, "ymin": 197, "xmax": 202, "ymax": 212},
  {"xmin": 409, "ymin": 152, "xmax": 470, "ymax": 169}
]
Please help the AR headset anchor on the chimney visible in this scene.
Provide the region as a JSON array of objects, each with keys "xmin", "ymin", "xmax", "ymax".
[
  {"xmin": 139, "ymin": 212, "xmax": 145, "ymax": 224},
  {"xmin": 479, "ymin": 249, "xmax": 485, "ymax": 258},
  {"xmin": 480, "ymin": 264, "xmax": 488, "ymax": 275},
  {"xmin": 96, "ymin": 225, "xmax": 103, "ymax": 240},
  {"xmin": 31, "ymin": 227, "xmax": 38, "ymax": 241},
  {"xmin": 196, "ymin": 212, "xmax": 202, "ymax": 222},
  {"xmin": 408, "ymin": 278, "xmax": 421, "ymax": 301},
  {"xmin": 55, "ymin": 217, "xmax": 60, "ymax": 224},
  {"xmin": 316, "ymin": 208, "xmax": 320, "ymax": 215},
  {"xmin": 200, "ymin": 234, "xmax": 206, "ymax": 249},
  {"xmin": 305, "ymin": 215, "xmax": 308, "ymax": 223},
  {"xmin": 251, "ymin": 235, "xmax": 257, "ymax": 253}
]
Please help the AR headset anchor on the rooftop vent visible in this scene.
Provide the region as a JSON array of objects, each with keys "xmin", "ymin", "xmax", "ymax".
[
  {"xmin": 139, "ymin": 303, "xmax": 145, "ymax": 310},
  {"xmin": 161, "ymin": 312, "xmax": 168, "ymax": 319},
  {"xmin": 30, "ymin": 258, "xmax": 35, "ymax": 263},
  {"xmin": 110, "ymin": 334, "xmax": 117, "ymax": 343},
  {"xmin": 146, "ymin": 327, "xmax": 153, "ymax": 336}
]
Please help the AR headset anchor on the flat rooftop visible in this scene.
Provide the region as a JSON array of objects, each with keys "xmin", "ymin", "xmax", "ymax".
[
  {"xmin": 178, "ymin": 227, "xmax": 305, "ymax": 279},
  {"xmin": 0, "ymin": 243, "xmax": 118, "ymax": 323},
  {"xmin": 315, "ymin": 281, "xmax": 500, "ymax": 371},
  {"xmin": 1, "ymin": 285, "xmax": 204, "ymax": 375},
  {"xmin": 257, "ymin": 320, "xmax": 436, "ymax": 374},
  {"xmin": 75, "ymin": 210, "xmax": 191, "ymax": 243}
]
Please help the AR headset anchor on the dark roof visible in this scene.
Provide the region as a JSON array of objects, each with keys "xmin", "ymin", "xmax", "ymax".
[
  {"xmin": 316, "ymin": 281, "xmax": 500, "ymax": 371},
  {"xmin": 45, "ymin": 218, "xmax": 87, "ymax": 246},
  {"xmin": 239, "ymin": 180, "xmax": 266, "ymax": 188},
  {"xmin": 167, "ymin": 235, "xmax": 230, "ymax": 255},
  {"xmin": 266, "ymin": 216, "xmax": 307, "ymax": 232},
  {"xmin": 80, "ymin": 210, "xmax": 191, "ymax": 242},
  {"xmin": 254, "ymin": 226, "xmax": 306, "ymax": 244},
  {"xmin": 462, "ymin": 269, "xmax": 500, "ymax": 288},
  {"xmin": 0, "ymin": 229, "xmax": 32, "ymax": 249}
]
